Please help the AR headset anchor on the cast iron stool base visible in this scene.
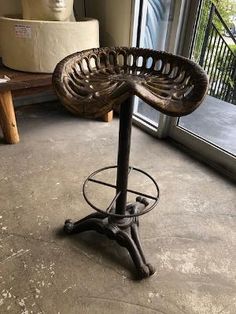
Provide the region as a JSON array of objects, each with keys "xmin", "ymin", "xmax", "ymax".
[
  {"xmin": 64, "ymin": 196, "xmax": 155, "ymax": 279},
  {"xmin": 64, "ymin": 98, "xmax": 158, "ymax": 279}
]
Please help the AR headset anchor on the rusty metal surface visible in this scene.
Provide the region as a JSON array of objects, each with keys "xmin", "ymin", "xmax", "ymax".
[
  {"xmin": 64, "ymin": 198, "xmax": 156, "ymax": 279},
  {"xmin": 52, "ymin": 47, "xmax": 208, "ymax": 118}
]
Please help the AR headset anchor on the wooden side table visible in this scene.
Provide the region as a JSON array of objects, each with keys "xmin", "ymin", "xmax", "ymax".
[
  {"xmin": 0, "ymin": 61, "xmax": 113, "ymax": 144},
  {"xmin": 0, "ymin": 61, "xmax": 52, "ymax": 144}
]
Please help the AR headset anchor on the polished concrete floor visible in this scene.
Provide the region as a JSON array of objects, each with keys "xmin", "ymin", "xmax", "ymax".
[{"xmin": 0, "ymin": 102, "xmax": 236, "ymax": 314}]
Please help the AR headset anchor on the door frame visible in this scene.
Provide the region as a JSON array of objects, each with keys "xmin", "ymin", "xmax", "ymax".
[
  {"xmin": 167, "ymin": 0, "xmax": 236, "ymax": 178},
  {"xmin": 130, "ymin": 0, "xmax": 236, "ymax": 178},
  {"xmin": 131, "ymin": 0, "xmax": 192, "ymax": 138}
]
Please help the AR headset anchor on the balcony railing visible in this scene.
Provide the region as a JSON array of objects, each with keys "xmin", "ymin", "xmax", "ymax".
[{"xmin": 197, "ymin": 3, "xmax": 236, "ymax": 105}]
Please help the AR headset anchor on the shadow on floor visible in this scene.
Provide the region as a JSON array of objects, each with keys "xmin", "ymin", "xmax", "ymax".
[{"xmin": 55, "ymin": 226, "xmax": 140, "ymax": 279}]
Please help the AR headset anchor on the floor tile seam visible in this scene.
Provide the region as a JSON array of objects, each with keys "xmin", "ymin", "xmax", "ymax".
[
  {"xmin": 142, "ymin": 235, "xmax": 197, "ymax": 242},
  {"xmin": 1, "ymin": 231, "xmax": 127, "ymax": 277},
  {"xmin": 67, "ymin": 295, "xmax": 167, "ymax": 314},
  {"xmin": 158, "ymin": 212, "xmax": 236, "ymax": 220},
  {"xmin": 2, "ymin": 231, "xmax": 235, "ymax": 256},
  {"xmin": 141, "ymin": 235, "xmax": 234, "ymax": 244},
  {"xmin": 143, "ymin": 277, "xmax": 236, "ymax": 290}
]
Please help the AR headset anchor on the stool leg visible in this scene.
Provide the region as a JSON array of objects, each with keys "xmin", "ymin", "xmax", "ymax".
[
  {"xmin": 0, "ymin": 91, "xmax": 19, "ymax": 144},
  {"xmin": 64, "ymin": 217, "xmax": 105, "ymax": 235},
  {"xmin": 115, "ymin": 226, "xmax": 155, "ymax": 278},
  {"xmin": 64, "ymin": 212, "xmax": 107, "ymax": 234},
  {"xmin": 103, "ymin": 110, "xmax": 113, "ymax": 122},
  {"xmin": 64, "ymin": 199, "xmax": 155, "ymax": 279},
  {"xmin": 130, "ymin": 222, "xmax": 155, "ymax": 276}
]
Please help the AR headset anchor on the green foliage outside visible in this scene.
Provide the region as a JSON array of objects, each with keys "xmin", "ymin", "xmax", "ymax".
[
  {"xmin": 192, "ymin": 0, "xmax": 236, "ymax": 63},
  {"xmin": 229, "ymin": 44, "xmax": 236, "ymax": 53},
  {"xmin": 213, "ymin": 0, "xmax": 236, "ymax": 28},
  {"xmin": 192, "ymin": 0, "xmax": 236, "ymax": 104}
]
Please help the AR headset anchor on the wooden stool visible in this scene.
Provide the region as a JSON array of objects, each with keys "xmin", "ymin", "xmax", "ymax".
[{"xmin": 53, "ymin": 47, "xmax": 208, "ymax": 278}]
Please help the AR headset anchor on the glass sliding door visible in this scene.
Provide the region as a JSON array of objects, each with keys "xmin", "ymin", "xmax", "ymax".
[
  {"xmin": 177, "ymin": 96, "xmax": 236, "ymax": 155},
  {"xmin": 168, "ymin": 0, "xmax": 236, "ymax": 177},
  {"xmin": 131, "ymin": 0, "xmax": 235, "ymax": 176},
  {"xmin": 133, "ymin": 0, "xmax": 176, "ymax": 132}
]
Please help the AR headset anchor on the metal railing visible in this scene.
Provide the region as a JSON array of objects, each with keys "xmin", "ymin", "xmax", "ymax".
[{"xmin": 198, "ymin": 3, "xmax": 236, "ymax": 104}]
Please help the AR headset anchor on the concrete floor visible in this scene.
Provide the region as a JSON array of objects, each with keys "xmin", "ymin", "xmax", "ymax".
[{"xmin": 0, "ymin": 102, "xmax": 236, "ymax": 314}]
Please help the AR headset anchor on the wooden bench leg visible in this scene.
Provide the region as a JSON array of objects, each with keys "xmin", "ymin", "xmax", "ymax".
[
  {"xmin": 102, "ymin": 110, "xmax": 113, "ymax": 122},
  {"xmin": 0, "ymin": 91, "xmax": 19, "ymax": 144}
]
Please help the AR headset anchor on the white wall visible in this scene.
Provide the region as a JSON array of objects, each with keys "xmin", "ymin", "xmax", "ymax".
[
  {"xmin": 0, "ymin": 0, "xmax": 22, "ymax": 16},
  {"xmin": 85, "ymin": 0, "xmax": 133, "ymax": 47}
]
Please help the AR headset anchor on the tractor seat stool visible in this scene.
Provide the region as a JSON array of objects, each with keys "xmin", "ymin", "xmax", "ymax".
[{"xmin": 53, "ymin": 47, "xmax": 208, "ymax": 279}]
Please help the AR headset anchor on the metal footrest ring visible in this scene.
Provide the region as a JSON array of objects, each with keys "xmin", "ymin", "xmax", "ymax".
[{"xmin": 82, "ymin": 165, "xmax": 160, "ymax": 218}]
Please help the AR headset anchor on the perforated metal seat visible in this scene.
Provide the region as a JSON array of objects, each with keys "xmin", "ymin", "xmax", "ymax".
[{"xmin": 53, "ymin": 47, "xmax": 208, "ymax": 118}]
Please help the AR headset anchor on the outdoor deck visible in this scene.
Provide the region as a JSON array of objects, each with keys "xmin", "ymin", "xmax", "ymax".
[
  {"xmin": 137, "ymin": 95, "xmax": 236, "ymax": 156},
  {"xmin": 180, "ymin": 95, "xmax": 236, "ymax": 155}
]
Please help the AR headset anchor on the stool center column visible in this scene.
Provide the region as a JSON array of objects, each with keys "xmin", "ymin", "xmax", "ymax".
[{"xmin": 115, "ymin": 97, "xmax": 133, "ymax": 216}]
